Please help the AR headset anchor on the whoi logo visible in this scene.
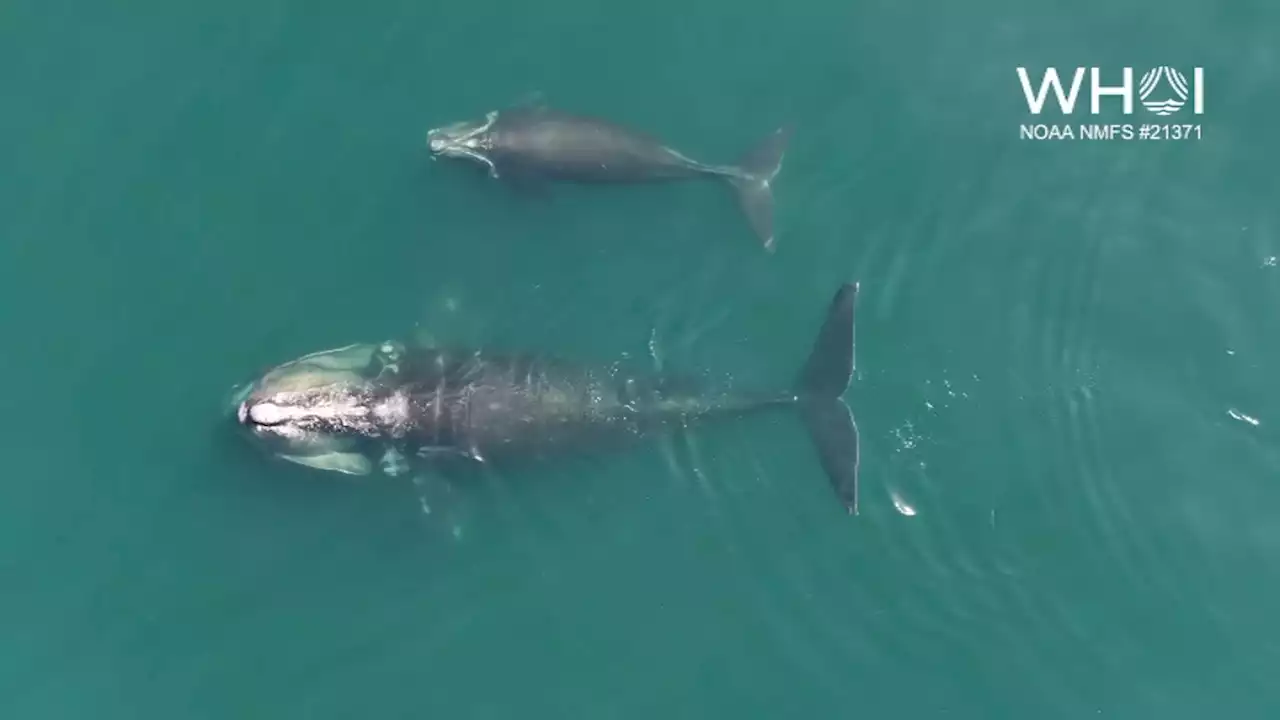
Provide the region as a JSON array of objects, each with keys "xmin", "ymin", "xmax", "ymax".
[
  {"xmin": 1139, "ymin": 66, "xmax": 1193, "ymax": 115},
  {"xmin": 1016, "ymin": 66, "xmax": 1205, "ymax": 140}
]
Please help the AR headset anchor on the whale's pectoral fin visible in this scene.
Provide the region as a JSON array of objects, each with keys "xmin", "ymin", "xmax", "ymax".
[
  {"xmin": 407, "ymin": 447, "xmax": 496, "ymax": 540},
  {"xmin": 507, "ymin": 90, "xmax": 547, "ymax": 111},
  {"xmin": 497, "ymin": 168, "xmax": 551, "ymax": 198},
  {"xmin": 415, "ymin": 445, "xmax": 489, "ymax": 469},
  {"xmin": 412, "ymin": 327, "xmax": 439, "ymax": 349},
  {"xmin": 410, "ymin": 470, "xmax": 472, "ymax": 542}
]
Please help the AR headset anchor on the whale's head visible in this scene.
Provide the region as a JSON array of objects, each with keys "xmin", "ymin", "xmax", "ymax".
[
  {"xmin": 229, "ymin": 341, "xmax": 406, "ymax": 476},
  {"xmin": 426, "ymin": 111, "xmax": 498, "ymax": 168}
]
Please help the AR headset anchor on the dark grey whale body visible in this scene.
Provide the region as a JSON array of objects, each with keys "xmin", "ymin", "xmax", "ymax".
[
  {"xmin": 427, "ymin": 106, "xmax": 793, "ymax": 251},
  {"xmin": 230, "ymin": 283, "xmax": 863, "ymax": 513}
]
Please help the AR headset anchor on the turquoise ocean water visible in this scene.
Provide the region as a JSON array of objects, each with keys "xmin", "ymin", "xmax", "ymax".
[{"xmin": 3, "ymin": 1, "xmax": 1279, "ymax": 717}]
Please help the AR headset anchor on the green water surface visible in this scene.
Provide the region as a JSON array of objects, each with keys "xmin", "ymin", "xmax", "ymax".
[{"xmin": 2, "ymin": 0, "xmax": 1278, "ymax": 717}]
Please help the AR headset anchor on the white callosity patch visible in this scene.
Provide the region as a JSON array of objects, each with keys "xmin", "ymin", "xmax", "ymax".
[
  {"xmin": 247, "ymin": 388, "xmax": 379, "ymax": 444},
  {"xmin": 376, "ymin": 341, "xmax": 403, "ymax": 377},
  {"xmin": 373, "ymin": 392, "xmax": 412, "ymax": 437},
  {"xmin": 249, "ymin": 402, "xmax": 286, "ymax": 425}
]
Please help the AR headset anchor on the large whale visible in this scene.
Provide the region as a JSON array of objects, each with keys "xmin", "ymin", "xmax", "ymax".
[
  {"xmin": 228, "ymin": 283, "xmax": 861, "ymax": 513},
  {"xmin": 426, "ymin": 105, "xmax": 792, "ymax": 251}
]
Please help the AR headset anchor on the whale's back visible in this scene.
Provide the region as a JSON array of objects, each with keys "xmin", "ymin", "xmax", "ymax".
[
  {"xmin": 491, "ymin": 109, "xmax": 706, "ymax": 181},
  {"xmin": 406, "ymin": 348, "xmax": 778, "ymax": 462}
]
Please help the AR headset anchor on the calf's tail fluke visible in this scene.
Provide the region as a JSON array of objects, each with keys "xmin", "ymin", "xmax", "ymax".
[
  {"xmin": 729, "ymin": 125, "xmax": 792, "ymax": 252},
  {"xmin": 795, "ymin": 281, "xmax": 861, "ymax": 514}
]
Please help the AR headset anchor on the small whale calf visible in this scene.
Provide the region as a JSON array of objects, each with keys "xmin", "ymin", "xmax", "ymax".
[
  {"xmin": 230, "ymin": 283, "xmax": 862, "ymax": 513},
  {"xmin": 426, "ymin": 104, "xmax": 793, "ymax": 251}
]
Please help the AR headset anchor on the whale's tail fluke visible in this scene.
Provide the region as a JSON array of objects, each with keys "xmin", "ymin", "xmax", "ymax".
[
  {"xmin": 728, "ymin": 125, "xmax": 792, "ymax": 252},
  {"xmin": 794, "ymin": 281, "xmax": 861, "ymax": 514}
]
